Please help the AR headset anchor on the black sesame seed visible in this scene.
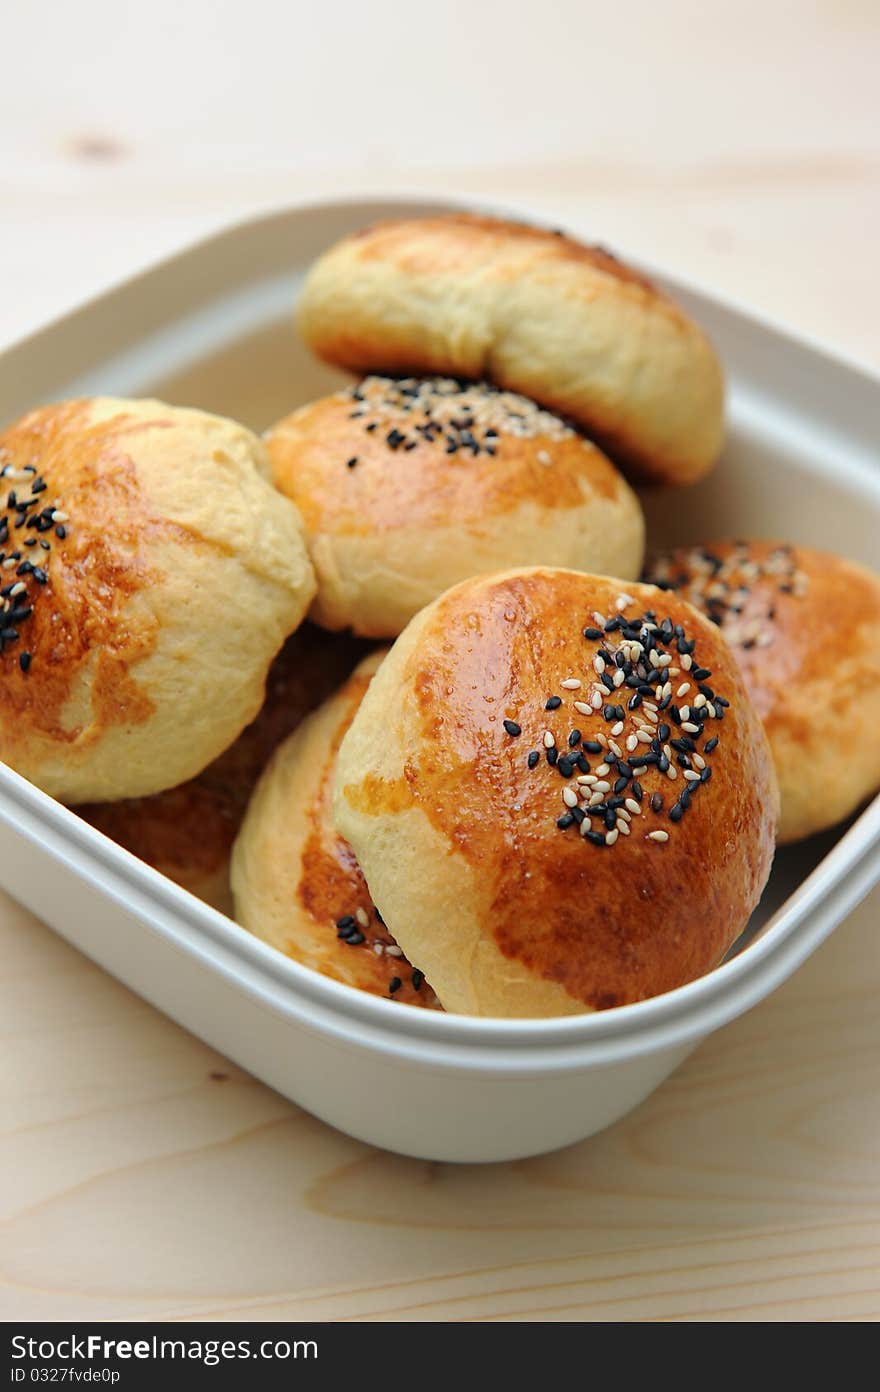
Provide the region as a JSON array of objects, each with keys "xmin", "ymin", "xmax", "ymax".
[
  {"xmin": 701, "ymin": 766, "xmax": 712, "ymax": 783},
  {"xmin": 658, "ymin": 723, "xmax": 670, "ymax": 742},
  {"xmin": 669, "ymin": 803, "xmax": 684, "ymax": 822},
  {"xmin": 585, "ymin": 830, "xmax": 605, "ymax": 846},
  {"xmin": 55, "ymin": 525, "xmax": 67, "ymax": 539},
  {"xmin": 19, "ymin": 652, "xmax": 31, "ymax": 672},
  {"xmin": 388, "ymin": 976, "xmax": 402, "ymax": 994},
  {"xmin": 546, "ymin": 747, "xmax": 558, "ymax": 766},
  {"xmin": 527, "ymin": 749, "xmax": 540, "ymax": 769},
  {"xmin": 583, "ymin": 627, "xmax": 603, "ymax": 640},
  {"xmin": 568, "ymin": 729, "xmax": 581, "ymax": 747},
  {"xmin": 651, "ymin": 792, "xmax": 663, "ymax": 813},
  {"xmin": 576, "ymin": 753, "xmax": 590, "ymax": 774},
  {"xmin": 335, "ymin": 915, "xmax": 357, "ymax": 931},
  {"xmin": 545, "ymin": 695, "xmax": 562, "ymax": 710},
  {"xmin": 704, "ymin": 736, "xmax": 719, "ymax": 753},
  {"xmin": 557, "ymin": 757, "xmax": 574, "ymax": 779},
  {"xmin": 557, "ymin": 812, "xmax": 575, "ymax": 829},
  {"xmin": 601, "ymin": 672, "xmax": 615, "ymax": 692},
  {"xmin": 346, "ymin": 456, "xmax": 359, "ymax": 469},
  {"xmin": 613, "ymin": 776, "xmax": 628, "ymax": 794},
  {"xmin": 603, "ymin": 704, "xmax": 617, "ymax": 721},
  {"xmin": 503, "ymin": 719, "xmax": 522, "ymax": 737},
  {"xmin": 632, "ymin": 781, "xmax": 643, "ymax": 801},
  {"xmin": 345, "ymin": 932, "xmax": 365, "ymax": 946},
  {"xmin": 584, "ymin": 741, "xmax": 603, "ymax": 754},
  {"xmin": 617, "ymin": 761, "xmax": 632, "ymax": 778},
  {"xmin": 411, "ymin": 969, "xmax": 424, "ymax": 991},
  {"xmin": 571, "ymin": 805, "xmax": 586, "ymax": 826},
  {"xmin": 693, "ymin": 667, "xmax": 712, "ymax": 681}
]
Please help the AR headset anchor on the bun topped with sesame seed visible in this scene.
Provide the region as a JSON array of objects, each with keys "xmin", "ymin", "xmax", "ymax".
[
  {"xmin": 644, "ymin": 541, "xmax": 880, "ymax": 843},
  {"xmin": 231, "ymin": 648, "xmax": 440, "ymax": 1009},
  {"xmin": 333, "ymin": 568, "xmax": 777, "ymax": 1018},
  {"xmin": 0, "ymin": 398, "xmax": 316, "ymax": 803},
  {"xmin": 297, "ymin": 214, "xmax": 724, "ymax": 487},
  {"xmin": 265, "ymin": 376, "xmax": 644, "ymax": 637}
]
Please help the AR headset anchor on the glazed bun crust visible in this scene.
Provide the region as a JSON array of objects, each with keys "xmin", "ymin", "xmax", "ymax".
[
  {"xmin": 78, "ymin": 625, "xmax": 368, "ymax": 914},
  {"xmin": 266, "ymin": 376, "xmax": 644, "ymax": 637},
  {"xmin": 232, "ymin": 650, "xmax": 439, "ymax": 1009},
  {"xmin": 298, "ymin": 215, "xmax": 724, "ymax": 486},
  {"xmin": 644, "ymin": 541, "xmax": 880, "ymax": 842},
  {"xmin": 334, "ymin": 568, "xmax": 778, "ymax": 1018},
  {"xmin": 0, "ymin": 399, "xmax": 316, "ymax": 802}
]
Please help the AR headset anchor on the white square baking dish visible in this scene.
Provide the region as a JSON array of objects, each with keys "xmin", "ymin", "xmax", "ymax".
[{"xmin": 1, "ymin": 197, "xmax": 878, "ymax": 1163}]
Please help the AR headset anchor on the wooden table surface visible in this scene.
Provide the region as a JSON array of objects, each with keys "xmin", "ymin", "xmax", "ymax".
[{"xmin": 1, "ymin": 0, "xmax": 878, "ymax": 1322}]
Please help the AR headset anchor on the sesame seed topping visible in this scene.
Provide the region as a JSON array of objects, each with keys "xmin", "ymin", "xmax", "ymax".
[
  {"xmin": 543, "ymin": 730, "xmax": 555, "ymax": 748},
  {"xmin": 560, "ymin": 677, "xmax": 581, "ymax": 690},
  {"xmin": 648, "ymin": 830, "xmax": 669, "ymax": 843}
]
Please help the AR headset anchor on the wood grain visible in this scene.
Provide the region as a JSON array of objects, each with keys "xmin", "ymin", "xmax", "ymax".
[{"xmin": 1, "ymin": 0, "xmax": 878, "ymax": 1322}]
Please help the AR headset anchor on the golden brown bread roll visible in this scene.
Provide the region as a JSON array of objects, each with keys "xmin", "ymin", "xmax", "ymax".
[
  {"xmin": 0, "ymin": 398, "xmax": 316, "ymax": 803},
  {"xmin": 298, "ymin": 215, "xmax": 724, "ymax": 486},
  {"xmin": 265, "ymin": 376, "xmax": 644, "ymax": 637},
  {"xmin": 77, "ymin": 624, "xmax": 368, "ymax": 914},
  {"xmin": 334, "ymin": 568, "xmax": 778, "ymax": 1018},
  {"xmin": 643, "ymin": 541, "xmax": 880, "ymax": 842},
  {"xmin": 231, "ymin": 650, "xmax": 440, "ymax": 1008}
]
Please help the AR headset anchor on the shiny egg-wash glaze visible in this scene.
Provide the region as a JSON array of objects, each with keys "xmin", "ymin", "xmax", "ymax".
[
  {"xmin": 335, "ymin": 568, "xmax": 778, "ymax": 1018},
  {"xmin": 233, "ymin": 651, "xmax": 439, "ymax": 1009},
  {"xmin": 266, "ymin": 376, "xmax": 643, "ymax": 638},
  {"xmin": 645, "ymin": 541, "xmax": 880, "ymax": 842},
  {"xmin": 298, "ymin": 214, "xmax": 724, "ymax": 486}
]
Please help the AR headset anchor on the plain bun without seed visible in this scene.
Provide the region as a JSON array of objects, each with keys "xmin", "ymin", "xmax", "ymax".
[
  {"xmin": 266, "ymin": 375, "xmax": 644, "ymax": 637},
  {"xmin": 644, "ymin": 541, "xmax": 880, "ymax": 842},
  {"xmin": 334, "ymin": 567, "xmax": 777, "ymax": 1018},
  {"xmin": 231, "ymin": 649, "xmax": 440, "ymax": 1009},
  {"xmin": 0, "ymin": 397, "xmax": 316, "ymax": 803},
  {"xmin": 298, "ymin": 215, "xmax": 724, "ymax": 487}
]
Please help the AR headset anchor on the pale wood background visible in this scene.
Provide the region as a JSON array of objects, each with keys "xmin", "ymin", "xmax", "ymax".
[{"xmin": 1, "ymin": 0, "xmax": 878, "ymax": 1322}]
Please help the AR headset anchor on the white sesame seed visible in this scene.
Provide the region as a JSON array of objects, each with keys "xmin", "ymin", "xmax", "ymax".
[
  {"xmin": 676, "ymin": 683, "xmax": 691, "ymax": 698},
  {"xmin": 590, "ymin": 691, "xmax": 603, "ymax": 710},
  {"xmin": 680, "ymin": 705, "xmax": 690, "ymax": 720},
  {"xmin": 543, "ymin": 730, "xmax": 555, "ymax": 748},
  {"xmin": 574, "ymin": 700, "xmax": 591, "ymax": 716},
  {"xmin": 617, "ymin": 807, "xmax": 632, "ymax": 822},
  {"xmin": 593, "ymin": 655, "xmax": 605, "ymax": 675},
  {"xmin": 51, "ymin": 510, "xmax": 69, "ymax": 522},
  {"xmin": 662, "ymin": 681, "xmax": 672, "ymax": 699},
  {"xmin": 9, "ymin": 582, "xmax": 26, "ymax": 597},
  {"xmin": 682, "ymin": 721, "xmax": 701, "ymax": 734},
  {"xmin": 632, "ymin": 765, "xmax": 648, "ymax": 777},
  {"xmin": 612, "ymin": 668, "xmax": 625, "ymax": 688},
  {"xmin": 616, "ymin": 819, "xmax": 630, "ymax": 835},
  {"xmin": 681, "ymin": 653, "xmax": 693, "ymax": 670},
  {"xmin": 694, "ymin": 693, "xmax": 707, "ymax": 709},
  {"xmin": 658, "ymin": 653, "xmax": 672, "ymax": 667},
  {"xmin": 666, "ymin": 765, "xmax": 678, "ymax": 780},
  {"xmin": 648, "ymin": 830, "xmax": 669, "ymax": 843},
  {"xmin": 578, "ymin": 774, "xmax": 597, "ymax": 785},
  {"xmin": 589, "ymin": 791, "xmax": 604, "ymax": 807},
  {"xmin": 562, "ymin": 787, "xmax": 578, "ymax": 808},
  {"xmin": 610, "ymin": 721, "xmax": 624, "ymax": 736},
  {"xmin": 605, "ymin": 828, "xmax": 619, "ymax": 846},
  {"xmin": 693, "ymin": 753, "xmax": 706, "ymax": 770},
  {"xmin": 616, "ymin": 593, "xmax": 634, "ymax": 611},
  {"xmin": 594, "ymin": 763, "xmax": 610, "ymax": 776},
  {"xmin": 683, "ymin": 769, "xmax": 701, "ymax": 782},
  {"xmin": 356, "ymin": 907, "xmax": 370, "ymax": 928},
  {"xmin": 580, "ymin": 817, "xmax": 592, "ymax": 836},
  {"xmin": 560, "ymin": 677, "xmax": 581, "ymax": 690},
  {"xmin": 636, "ymin": 730, "xmax": 653, "ymax": 744},
  {"xmin": 625, "ymin": 798, "xmax": 642, "ymax": 815},
  {"xmin": 592, "ymin": 612, "xmax": 606, "ymax": 626},
  {"xmin": 597, "ymin": 733, "xmax": 609, "ymax": 747},
  {"xmin": 626, "ymin": 735, "xmax": 638, "ymax": 752},
  {"xmin": 706, "ymin": 703, "xmax": 717, "ymax": 718},
  {"xmin": 537, "ymin": 449, "xmax": 552, "ymax": 465},
  {"xmin": 593, "ymin": 780, "xmax": 611, "ymax": 794},
  {"xmin": 609, "ymin": 741, "xmax": 623, "ymax": 759},
  {"xmin": 642, "ymin": 708, "xmax": 659, "ymax": 724},
  {"xmin": 373, "ymin": 942, "xmax": 385, "ymax": 956},
  {"xmin": 385, "ymin": 944, "xmax": 403, "ymax": 958}
]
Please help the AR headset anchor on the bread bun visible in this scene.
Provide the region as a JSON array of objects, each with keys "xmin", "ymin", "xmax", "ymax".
[
  {"xmin": 232, "ymin": 650, "xmax": 440, "ymax": 1008},
  {"xmin": 298, "ymin": 215, "xmax": 724, "ymax": 486},
  {"xmin": 77, "ymin": 624, "xmax": 368, "ymax": 914},
  {"xmin": 0, "ymin": 398, "xmax": 316, "ymax": 802},
  {"xmin": 334, "ymin": 568, "xmax": 777, "ymax": 1018},
  {"xmin": 265, "ymin": 376, "xmax": 644, "ymax": 637},
  {"xmin": 644, "ymin": 541, "xmax": 880, "ymax": 842}
]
